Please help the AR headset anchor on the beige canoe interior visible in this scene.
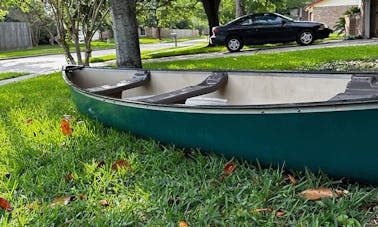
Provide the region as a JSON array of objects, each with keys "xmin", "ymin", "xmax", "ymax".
[{"xmin": 69, "ymin": 68, "xmax": 353, "ymax": 105}]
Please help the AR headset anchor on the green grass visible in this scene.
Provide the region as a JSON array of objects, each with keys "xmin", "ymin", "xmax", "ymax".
[
  {"xmin": 0, "ymin": 42, "xmax": 114, "ymax": 59},
  {"xmin": 0, "ymin": 72, "xmax": 29, "ymax": 80},
  {"xmin": 89, "ymin": 42, "xmax": 223, "ymax": 63},
  {"xmin": 143, "ymin": 45, "xmax": 378, "ymax": 70},
  {"xmin": 1, "ymin": 65, "xmax": 378, "ymax": 224}
]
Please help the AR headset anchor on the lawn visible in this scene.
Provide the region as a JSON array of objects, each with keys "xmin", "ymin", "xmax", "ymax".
[
  {"xmin": 1, "ymin": 45, "xmax": 378, "ymax": 225},
  {"xmin": 0, "ymin": 72, "xmax": 29, "ymax": 81},
  {"xmin": 143, "ymin": 45, "xmax": 378, "ymax": 71}
]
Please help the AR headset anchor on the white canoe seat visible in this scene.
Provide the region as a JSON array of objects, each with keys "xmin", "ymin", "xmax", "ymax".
[
  {"xmin": 185, "ymin": 97, "xmax": 228, "ymax": 106},
  {"xmin": 136, "ymin": 72, "xmax": 228, "ymax": 104},
  {"xmin": 86, "ymin": 70, "xmax": 151, "ymax": 96},
  {"xmin": 330, "ymin": 74, "xmax": 378, "ymax": 101}
]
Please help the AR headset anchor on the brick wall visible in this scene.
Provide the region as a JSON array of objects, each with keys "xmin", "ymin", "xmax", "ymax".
[{"xmin": 313, "ymin": 5, "xmax": 356, "ymax": 29}]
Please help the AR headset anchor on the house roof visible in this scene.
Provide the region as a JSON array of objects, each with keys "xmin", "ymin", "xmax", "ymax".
[
  {"xmin": 305, "ymin": 0, "xmax": 325, "ymax": 10},
  {"xmin": 306, "ymin": 0, "xmax": 325, "ymax": 8},
  {"xmin": 305, "ymin": 0, "xmax": 360, "ymax": 10}
]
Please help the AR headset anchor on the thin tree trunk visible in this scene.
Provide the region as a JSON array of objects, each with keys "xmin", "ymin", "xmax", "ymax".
[
  {"xmin": 201, "ymin": 0, "xmax": 221, "ymax": 38},
  {"xmin": 235, "ymin": 0, "xmax": 243, "ymax": 18},
  {"xmin": 110, "ymin": 0, "xmax": 142, "ymax": 68}
]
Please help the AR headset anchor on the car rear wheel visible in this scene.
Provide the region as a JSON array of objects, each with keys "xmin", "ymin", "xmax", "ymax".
[
  {"xmin": 226, "ymin": 36, "xmax": 243, "ymax": 52},
  {"xmin": 297, "ymin": 30, "xmax": 314, "ymax": 45}
]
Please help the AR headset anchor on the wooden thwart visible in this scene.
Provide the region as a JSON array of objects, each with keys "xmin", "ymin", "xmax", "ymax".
[
  {"xmin": 137, "ymin": 72, "xmax": 228, "ymax": 104},
  {"xmin": 86, "ymin": 70, "xmax": 151, "ymax": 96}
]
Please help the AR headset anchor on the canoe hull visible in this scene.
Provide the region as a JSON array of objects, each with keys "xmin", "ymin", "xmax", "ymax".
[{"xmin": 69, "ymin": 86, "xmax": 378, "ymax": 184}]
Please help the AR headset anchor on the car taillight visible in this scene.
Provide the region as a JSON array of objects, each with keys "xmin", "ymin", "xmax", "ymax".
[{"xmin": 212, "ymin": 27, "xmax": 218, "ymax": 35}]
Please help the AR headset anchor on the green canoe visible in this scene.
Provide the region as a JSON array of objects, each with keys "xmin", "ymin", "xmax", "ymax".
[{"xmin": 63, "ymin": 66, "xmax": 378, "ymax": 184}]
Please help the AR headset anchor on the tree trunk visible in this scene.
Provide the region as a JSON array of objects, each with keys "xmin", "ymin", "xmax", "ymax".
[
  {"xmin": 110, "ymin": 0, "xmax": 142, "ymax": 68},
  {"xmin": 201, "ymin": 0, "xmax": 221, "ymax": 37},
  {"xmin": 235, "ymin": 0, "xmax": 243, "ymax": 18}
]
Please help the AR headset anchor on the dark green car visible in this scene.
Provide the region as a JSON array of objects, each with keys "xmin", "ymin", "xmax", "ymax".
[{"xmin": 210, "ymin": 12, "xmax": 332, "ymax": 52}]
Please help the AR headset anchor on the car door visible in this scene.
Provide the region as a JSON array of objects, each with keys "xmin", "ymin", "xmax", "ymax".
[
  {"xmin": 231, "ymin": 15, "xmax": 258, "ymax": 44},
  {"xmin": 252, "ymin": 14, "xmax": 287, "ymax": 43}
]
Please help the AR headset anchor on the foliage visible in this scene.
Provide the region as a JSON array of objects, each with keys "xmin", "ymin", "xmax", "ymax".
[
  {"xmin": 334, "ymin": 6, "xmax": 361, "ymax": 36},
  {"xmin": 217, "ymin": 0, "xmax": 310, "ymax": 24},
  {"xmin": 137, "ymin": 0, "xmax": 203, "ymax": 31}
]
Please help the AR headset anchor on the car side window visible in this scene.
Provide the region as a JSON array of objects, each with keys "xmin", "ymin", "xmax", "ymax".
[
  {"xmin": 267, "ymin": 15, "xmax": 283, "ymax": 24},
  {"xmin": 238, "ymin": 17, "xmax": 253, "ymax": 26}
]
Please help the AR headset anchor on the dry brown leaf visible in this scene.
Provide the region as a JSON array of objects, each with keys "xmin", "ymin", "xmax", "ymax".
[
  {"xmin": 61, "ymin": 119, "xmax": 73, "ymax": 136},
  {"xmin": 288, "ymin": 174, "xmax": 298, "ymax": 185},
  {"xmin": 26, "ymin": 119, "xmax": 33, "ymax": 124},
  {"xmin": 26, "ymin": 202, "xmax": 42, "ymax": 212},
  {"xmin": 220, "ymin": 161, "xmax": 236, "ymax": 181},
  {"xmin": 300, "ymin": 187, "xmax": 335, "ymax": 200},
  {"xmin": 179, "ymin": 221, "xmax": 188, "ymax": 227},
  {"xmin": 79, "ymin": 194, "xmax": 88, "ymax": 200},
  {"xmin": 50, "ymin": 196, "xmax": 74, "ymax": 208},
  {"xmin": 99, "ymin": 200, "xmax": 109, "ymax": 206},
  {"xmin": 224, "ymin": 162, "xmax": 236, "ymax": 176},
  {"xmin": 275, "ymin": 210, "xmax": 286, "ymax": 217},
  {"xmin": 0, "ymin": 197, "xmax": 13, "ymax": 212},
  {"xmin": 111, "ymin": 159, "xmax": 131, "ymax": 172},
  {"xmin": 64, "ymin": 174, "xmax": 74, "ymax": 181},
  {"xmin": 335, "ymin": 189, "xmax": 349, "ymax": 196},
  {"xmin": 249, "ymin": 207, "xmax": 274, "ymax": 214},
  {"xmin": 96, "ymin": 160, "xmax": 105, "ymax": 168}
]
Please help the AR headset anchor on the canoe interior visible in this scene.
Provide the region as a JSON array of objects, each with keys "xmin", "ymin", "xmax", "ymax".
[{"xmin": 67, "ymin": 67, "xmax": 354, "ymax": 105}]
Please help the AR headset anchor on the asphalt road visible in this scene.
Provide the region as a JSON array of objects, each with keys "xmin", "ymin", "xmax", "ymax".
[{"xmin": 0, "ymin": 38, "xmax": 377, "ymax": 86}]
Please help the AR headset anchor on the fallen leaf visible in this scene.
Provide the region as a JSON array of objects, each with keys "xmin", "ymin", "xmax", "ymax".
[
  {"xmin": 335, "ymin": 189, "xmax": 349, "ymax": 196},
  {"xmin": 79, "ymin": 194, "xmax": 88, "ymax": 200},
  {"xmin": 220, "ymin": 161, "xmax": 236, "ymax": 181},
  {"xmin": 26, "ymin": 202, "xmax": 42, "ymax": 212},
  {"xmin": 50, "ymin": 196, "xmax": 74, "ymax": 208},
  {"xmin": 111, "ymin": 159, "xmax": 131, "ymax": 172},
  {"xmin": 61, "ymin": 119, "xmax": 72, "ymax": 136},
  {"xmin": 288, "ymin": 174, "xmax": 298, "ymax": 185},
  {"xmin": 64, "ymin": 174, "xmax": 74, "ymax": 181},
  {"xmin": 249, "ymin": 207, "xmax": 274, "ymax": 214},
  {"xmin": 0, "ymin": 197, "xmax": 13, "ymax": 212},
  {"xmin": 224, "ymin": 162, "xmax": 236, "ymax": 176},
  {"xmin": 168, "ymin": 196, "xmax": 180, "ymax": 206},
  {"xmin": 179, "ymin": 221, "xmax": 188, "ymax": 227},
  {"xmin": 99, "ymin": 200, "xmax": 109, "ymax": 206},
  {"xmin": 96, "ymin": 160, "xmax": 105, "ymax": 168},
  {"xmin": 275, "ymin": 210, "xmax": 286, "ymax": 217},
  {"xmin": 26, "ymin": 119, "xmax": 33, "ymax": 124},
  {"xmin": 300, "ymin": 187, "xmax": 335, "ymax": 200}
]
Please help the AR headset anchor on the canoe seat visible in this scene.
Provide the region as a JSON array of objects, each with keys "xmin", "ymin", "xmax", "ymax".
[
  {"xmin": 136, "ymin": 72, "xmax": 228, "ymax": 104},
  {"xmin": 86, "ymin": 70, "xmax": 151, "ymax": 96},
  {"xmin": 330, "ymin": 74, "xmax": 378, "ymax": 101}
]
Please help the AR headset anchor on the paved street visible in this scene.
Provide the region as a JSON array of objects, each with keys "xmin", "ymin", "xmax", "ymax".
[{"xmin": 0, "ymin": 38, "xmax": 377, "ymax": 86}]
